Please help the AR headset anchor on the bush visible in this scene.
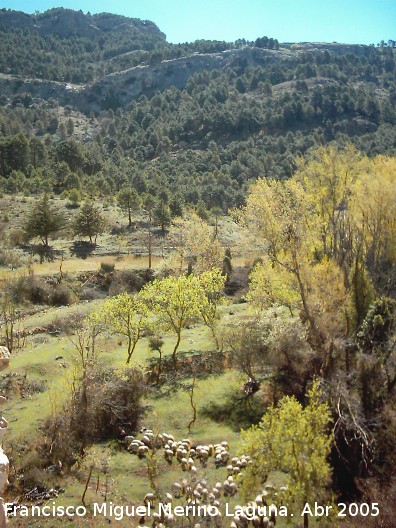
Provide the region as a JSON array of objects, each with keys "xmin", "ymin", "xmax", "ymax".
[
  {"xmin": 50, "ymin": 312, "xmax": 85, "ymax": 334},
  {"xmin": 92, "ymin": 367, "xmax": 146, "ymax": 439},
  {"xmin": 100, "ymin": 261, "xmax": 115, "ymax": 273},
  {"xmin": 68, "ymin": 188, "xmax": 80, "ymax": 208},
  {"xmin": 108, "ymin": 269, "xmax": 145, "ymax": 295},
  {"xmin": 9, "ymin": 276, "xmax": 49, "ymax": 304},
  {"xmin": 267, "ymin": 318, "xmax": 318, "ymax": 401},
  {"xmin": 40, "ymin": 365, "xmax": 146, "ymax": 467},
  {"xmin": 7, "ymin": 228, "xmax": 25, "ymax": 247},
  {"xmin": 357, "ymin": 297, "xmax": 396, "ymax": 353},
  {"xmin": 8, "ymin": 277, "xmax": 77, "ymax": 306},
  {"xmin": 48, "ymin": 285, "xmax": 77, "ymax": 306},
  {"xmin": 0, "ymin": 248, "xmax": 22, "ymax": 268}
]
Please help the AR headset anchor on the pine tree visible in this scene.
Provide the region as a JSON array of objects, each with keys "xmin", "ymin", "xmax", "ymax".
[
  {"xmin": 24, "ymin": 194, "xmax": 65, "ymax": 247},
  {"xmin": 117, "ymin": 187, "xmax": 140, "ymax": 227},
  {"xmin": 73, "ymin": 201, "xmax": 106, "ymax": 244}
]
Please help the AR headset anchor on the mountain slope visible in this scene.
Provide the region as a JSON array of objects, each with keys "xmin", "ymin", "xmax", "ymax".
[
  {"xmin": 0, "ymin": 8, "xmax": 395, "ymax": 211},
  {"xmin": 0, "ymin": 8, "xmax": 166, "ymax": 82}
]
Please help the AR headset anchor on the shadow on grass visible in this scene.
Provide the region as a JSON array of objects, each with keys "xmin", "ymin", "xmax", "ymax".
[
  {"xmin": 202, "ymin": 390, "xmax": 264, "ymax": 431},
  {"xmin": 70, "ymin": 240, "xmax": 96, "ymax": 259},
  {"xmin": 21, "ymin": 244, "xmax": 62, "ymax": 263}
]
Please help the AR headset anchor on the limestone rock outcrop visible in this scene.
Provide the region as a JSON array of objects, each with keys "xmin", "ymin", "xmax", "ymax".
[{"xmin": 0, "ymin": 43, "xmax": 375, "ymax": 114}]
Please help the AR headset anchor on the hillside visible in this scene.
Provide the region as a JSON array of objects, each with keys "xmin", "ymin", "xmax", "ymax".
[
  {"xmin": 0, "ymin": 8, "xmax": 395, "ymax": 209},
  {"xmin": 0, "ymin": 7, "xmax": 166, "ymax": 82}
]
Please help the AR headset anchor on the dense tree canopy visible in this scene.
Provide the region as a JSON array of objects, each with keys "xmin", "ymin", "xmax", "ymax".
[{"xmin": 0, "ymin": 17, "xmax": 395, "ymax": 210}]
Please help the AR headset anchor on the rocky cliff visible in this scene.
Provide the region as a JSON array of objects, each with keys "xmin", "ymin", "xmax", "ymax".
[
  {"xmin": 78, "ymin": 47, "xmax": 292, "ymax": 112},
  {"xmin": 0, "ymin": 47, "xmax": 296, "ymax": 113},
  {"xmin": 0, "ymin": 8, "xmax": 166, "ymax": 40}
]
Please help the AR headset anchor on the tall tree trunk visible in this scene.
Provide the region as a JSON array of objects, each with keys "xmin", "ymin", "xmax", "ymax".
[
  {"xmin": 157, "ymin": 350, "xmax": 162, "ymax": 384},
  {"xmin": 126, "ymin": 335, "xmax": 134, "ymax": 364},
  {"xmin": 148, "ymin": 224, "xmax": 152, "ymax": 269},
  {"xmin": 172, "ymin": 331, "xmax": 181, "ymax": 367},
  {"xmin": 295, "ymin": 266, "xmax": 322, "ymax": 349},
  {"xmin": 161, "ymin": 203, "xmax": 165, "ymax": 234}
]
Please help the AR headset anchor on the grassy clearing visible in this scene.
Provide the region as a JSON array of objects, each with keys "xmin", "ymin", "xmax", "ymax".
[
  {"xmin": 0, "ymin": 194, "xmax": 255, "ymax": 282},
  {"xmin": 3, "ymin": 305, "xmax": 244, "ymax": 444},
  {"xmin": 5, "ymin": 333, "xmax": 249, "ymax": 526},
  {"xmin": 1, "ymin": 254, "xmax": 162, "ymax": 278},
  {"xmin": 0, "ymin": 194, "xmax": 270, "ymax": 526}
]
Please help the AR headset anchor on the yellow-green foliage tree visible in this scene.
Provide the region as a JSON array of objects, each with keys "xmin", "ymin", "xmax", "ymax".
[
  {"xmin": 247, "ymin": 258, "xmax": 300, "ymax": 316},
  {"xmin": 351, "ymin": 155, "xmax": 396, "ymax": 278},
  {"xmin": 94, "ymin": 292, "xmax": 151, "ymax": 364},
  {"xmin": 239, "ymin": 176, "xmax": 326, "ymax": 349},
  {"xmin": 167, "ymin": 211, "xmax": 225, "ymax": 274},
  {"xmin": 141, "ymin": 271, "xmax": 224, "ymax": 364},
  {"xmin": 241, "ymin": 146, "xmax": 396, "ymax": 356},
  {"xmin": 141, "ymin": 274, "xmax": 204, "ymax": 364},
  {"xmin": 198, "ymin": 268, "xmax": 226, "ymax": 348},
  {"xmin": 294, "ymin": 144, "xmax": 364, "ymax": 265},
  {"xmin": 240, "ymin": 381, "xmax": 333, "ymax": 528},
  {"xmin": 295, "ymin": 147, "xmax": 396, "ymax": 326}
]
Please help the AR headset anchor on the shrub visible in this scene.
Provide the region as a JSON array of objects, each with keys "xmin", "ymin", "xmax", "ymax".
[
  {"xmin": 48, "ymin": 285, "xmax": 77, "ymax": 306},
  {"xmin": 100, "ymin": 261, "xmax": 115, "ymax": 273},
  {"xmin": 0, "ymin": 249, "xmax": 22, "ymax": 268},
  {"xmin": 68, "ymin": 188, "xmax": 80, "ymax": 207},
  {"xmin": 7, "ymin": 228, "xmax": 25, "ymax": 247},
  {"xmin": 268, "ymin": 318, "xmax": 318, "ymax": 401},
  {"xmin": 8, "ymin": 277, "xmax": 77, "ymax": 306},
  {"xmin": 92, "ymin": 367, "xmax": 146, "ymax": 439},
  {"xmin": 50, "ymin": 312, "xmax": 85, "ymax": 334},
  {"xmin": 108, "ymin": 269, "xmax": 145, "ymax": 295},
  {"xmin": 9, "ymin": 276, "xmax": 49, "ymax": 304},
  {"xmin": 357, "ymin": 297, "xmax": 396, "ymax": 353},
  {"xmin": 40, "ymin": 365, "xmax": 146, "ymax": 467}
]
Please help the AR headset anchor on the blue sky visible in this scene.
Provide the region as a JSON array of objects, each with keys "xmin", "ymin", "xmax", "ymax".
[{"xmin": 2, "ymin": 0, "xmax": 395, "ymax": 45}]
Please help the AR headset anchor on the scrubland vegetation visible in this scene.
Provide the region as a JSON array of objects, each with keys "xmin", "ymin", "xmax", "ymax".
[{"xmin": 0, "ymin": 144, "xmax": 394, "ymax": 528}]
